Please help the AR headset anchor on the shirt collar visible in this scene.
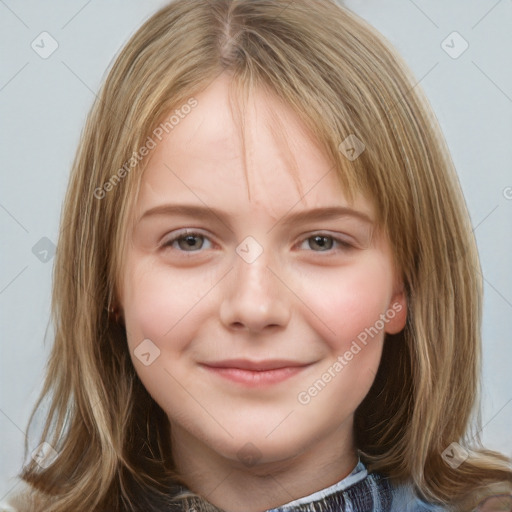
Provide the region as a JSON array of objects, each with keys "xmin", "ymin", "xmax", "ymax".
[
  {"xmin": 267, "ymin": 458, "xmax": 368, "ymax": 510},
  {"xmin": 174, "ymin": 457, "xmax": 393, "ymax": 512}
]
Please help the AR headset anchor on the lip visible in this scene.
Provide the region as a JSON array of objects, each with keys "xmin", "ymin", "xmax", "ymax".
[
  {"xmin": 204, "ymin": 359, "xmax": 311, "ymax": 371},
  {"xmin": 199, "ymin": 359, "xmax": 314, "ymax": 387}
]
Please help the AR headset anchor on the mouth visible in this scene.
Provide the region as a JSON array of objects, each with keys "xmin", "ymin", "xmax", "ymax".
[{"xmin": 199, "ymin": 359, "xmax": 315, "ymax": 387}]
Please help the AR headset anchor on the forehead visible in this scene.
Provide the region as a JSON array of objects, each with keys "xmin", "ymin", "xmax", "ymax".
[{"xmin": 133, "ymin": 73, "xmax": 374, "ymax": 222}]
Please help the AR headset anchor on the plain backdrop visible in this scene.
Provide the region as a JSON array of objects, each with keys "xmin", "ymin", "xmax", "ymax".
[{"xmin": 1, "ymin": 0, "xmax": 511, "ymax": 500}]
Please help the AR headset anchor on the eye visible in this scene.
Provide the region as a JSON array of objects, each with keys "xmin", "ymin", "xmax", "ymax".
[
  {"xmin": 298, "ymin": 233, "xmax": 353, "ymax": 252},
  {"xmin": 162, "ymin": 230, "xmax": 213, "ymax": 252}
]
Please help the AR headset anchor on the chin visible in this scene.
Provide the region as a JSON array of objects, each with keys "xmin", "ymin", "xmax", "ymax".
[{"xmin": 205, "ymin": 421, "xmax": 320, "ymax": 469}]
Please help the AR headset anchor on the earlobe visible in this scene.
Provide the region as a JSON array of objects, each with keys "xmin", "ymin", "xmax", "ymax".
[
  {"xmin": 107, "ymin": 298, "xmax": 124, "ymax": 325},
  {"xmin": 384, "ymin": 286, "xmax": 408, "ymax": 335}
]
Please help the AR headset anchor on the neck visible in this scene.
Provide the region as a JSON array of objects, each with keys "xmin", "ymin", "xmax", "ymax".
[{"xmin": 170, "ymin": 420, "xmax": 358, "ymax": 512}]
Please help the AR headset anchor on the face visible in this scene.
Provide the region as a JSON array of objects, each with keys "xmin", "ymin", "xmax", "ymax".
[{"xmin": 119, "ymin": 73, "xmax": 407, "ymax": 471}]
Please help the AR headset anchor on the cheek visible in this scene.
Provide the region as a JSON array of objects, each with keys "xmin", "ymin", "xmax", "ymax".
[
  {"xmin": 291, "ymin": 263, "xmax": 392, "ymax": 415},
  {"xmin": 296, "ymin": 260, "xmax": 393, "ymax": 353},
  {"xmin": 122, "ymin": 260, "xmax": 216, "ymax": 354},
  {"xmin": 121, "ymin": 262, "xmax": 216, "ymax": 412}
]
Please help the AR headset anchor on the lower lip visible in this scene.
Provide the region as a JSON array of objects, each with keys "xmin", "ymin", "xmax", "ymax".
[{"xmin": 201, "ymin": 365, "xmax": 308, "ymax": 387}]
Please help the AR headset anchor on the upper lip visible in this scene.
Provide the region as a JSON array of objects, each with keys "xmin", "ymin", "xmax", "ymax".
[{"xmin": 201, "ymin": 359, "xmax": 313, "ymax": 371}]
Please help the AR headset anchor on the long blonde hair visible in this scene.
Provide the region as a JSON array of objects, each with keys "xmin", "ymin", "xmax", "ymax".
[{"xmin": 16, "ymin": 0, "xmax": 512, "ymax": 510}]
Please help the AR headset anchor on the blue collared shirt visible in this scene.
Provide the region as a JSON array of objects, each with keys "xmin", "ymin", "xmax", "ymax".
[{"xmin": 265, "ymin": 459, "xmax": 446, "ymax": 512}]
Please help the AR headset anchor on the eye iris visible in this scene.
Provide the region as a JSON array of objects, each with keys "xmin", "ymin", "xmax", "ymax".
[
  {"xmin": 310, "ymin": 235, "xmax": 333, "ymax": 251},
  {"xmin": 178, "ymin": 235, "xmax": 203, "ymax": 250}
]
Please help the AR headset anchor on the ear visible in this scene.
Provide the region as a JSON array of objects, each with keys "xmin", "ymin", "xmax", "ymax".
[{"xmin": 384, "ymin": 280, "xmax": 407, "ymax": 335}]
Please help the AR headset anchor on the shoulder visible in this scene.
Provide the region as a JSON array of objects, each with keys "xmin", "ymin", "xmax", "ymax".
[
  {"xmin": 0, "ymin": 501, "xmax": 18, "ymax": 512},
  {"xmin": 0, "ymin": 479, "xmax": 48, "ymax": 512},
  {"xmin": 389, "ymin": 479, "xmax": 449, "ymax": 512},
  {"xmin": 0, "ymin": 479, "xmax": 21, "ymax": 512},
  {"xmin": 0, "ymin": 489, "xmax": 20, "ymax": 512}
]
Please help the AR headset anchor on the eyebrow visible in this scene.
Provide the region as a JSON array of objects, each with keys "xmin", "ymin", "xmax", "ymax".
[{"xmin": 137, "ymin": 204, "xmax": 373, "ymax": 230}]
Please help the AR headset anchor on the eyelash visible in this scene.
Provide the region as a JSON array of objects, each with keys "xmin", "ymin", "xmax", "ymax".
[{"xmin": 161, "ymin": 230, "xmax": 354, "ymax": 255}]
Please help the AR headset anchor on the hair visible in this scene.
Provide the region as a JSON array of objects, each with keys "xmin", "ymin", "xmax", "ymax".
[{"xmin": 13, "ymin": 0, "xmax": 511, "ymax": 510}]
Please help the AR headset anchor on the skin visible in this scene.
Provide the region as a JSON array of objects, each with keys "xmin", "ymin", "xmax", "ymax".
[{"xmin": 119, "ymin": 73, "xmax": 407, "ymax": 512}]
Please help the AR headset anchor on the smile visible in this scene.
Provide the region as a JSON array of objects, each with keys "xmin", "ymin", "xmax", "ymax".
[{"xmin": 199, "ymin": 359, "xmax": 314, "ymax": 387}]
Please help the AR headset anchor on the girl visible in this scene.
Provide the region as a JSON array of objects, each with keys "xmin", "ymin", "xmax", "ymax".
[{"xmin": 3, "ymin": 0, "xmax": 512, "ymax": 510}]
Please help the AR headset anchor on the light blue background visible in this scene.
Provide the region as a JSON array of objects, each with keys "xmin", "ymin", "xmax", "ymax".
[{"xmin": 1, "ymin": 0, "xmax": 511, "ymax": 501}]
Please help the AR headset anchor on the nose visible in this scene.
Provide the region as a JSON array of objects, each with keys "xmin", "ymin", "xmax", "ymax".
[{"xmin": 219, "ymin": 246, "xmax": 291, "ymax": 334}]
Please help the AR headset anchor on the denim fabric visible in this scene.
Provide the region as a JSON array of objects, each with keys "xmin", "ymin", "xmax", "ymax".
[
  {"xmin": 390, "ymin": 480, "xmax": 448, "ymax": 512},
  {"xmin": 265, "ymin": 459, "xmax": 447, "ymax": 512}
]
